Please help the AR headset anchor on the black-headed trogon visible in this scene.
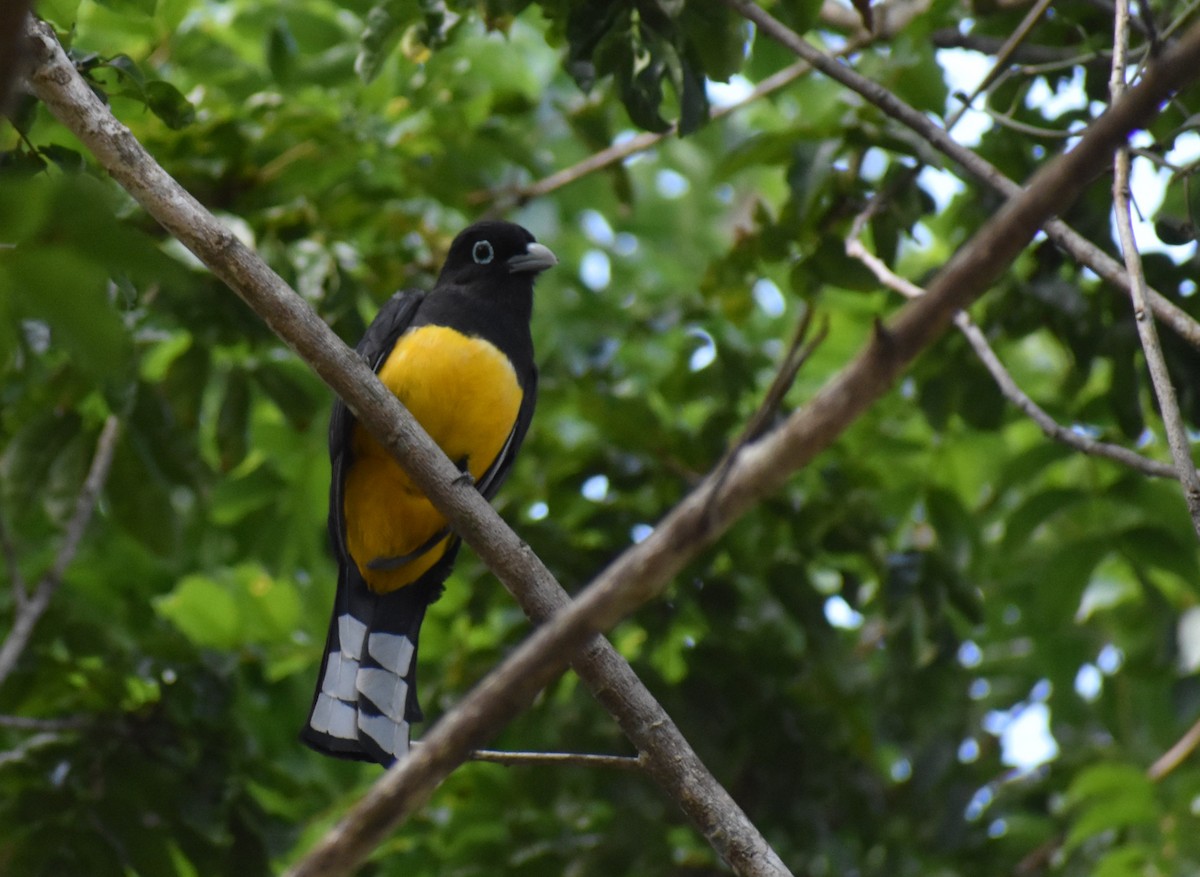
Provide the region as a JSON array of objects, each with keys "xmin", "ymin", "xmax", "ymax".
[{"xmin": 301, "ymin": 221, "xmax": 557, "ymax": 765}]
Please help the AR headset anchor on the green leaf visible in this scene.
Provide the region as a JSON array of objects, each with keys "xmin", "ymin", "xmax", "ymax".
[
  {"xmin": 267, "ymin": 18, "xmax": 300, "ymax": 85},
  {"xmin": 106, "ymin": 428, "xmax": 179, "ymax": 556},
  {"xmin": 37, "ymin": 144, "xmax": 86, "ymax": 173},
  {"xmin": 1001, "ymin": 487, "xmax": 1089, "ymax": 553},
  {"xmin": 38, "ymin": 0, "xmax": 82, "ymax": 28},
  {"xmin": 252, "ymin": 359, "xmax": 322, "ymax": 430},
  {"xmin": 4, "ymin": 246, "xmax": 133, "ymax": 384},
  {"xmin": 357, "ymin": 0, "xmax": 409, "ymax": 82},
  {"xmin": 143, "ymin": 80, "xmax": 196, "ymax": 130},
  {"xmin": 94, "ymin": 0, "xmax": 157, "ymax": 15},
  {"xmin": 1063, "ymin": 762, "xmax": 1158, "ymax": 855},
  {"xmin": 155, "ymin": 574, "xmax": 241, "ymax": 650}
]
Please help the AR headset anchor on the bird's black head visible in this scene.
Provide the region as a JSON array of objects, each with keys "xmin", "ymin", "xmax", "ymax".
[{"xmin": 437, "ymin": 221, "xmax": 557, "ymax": 288}]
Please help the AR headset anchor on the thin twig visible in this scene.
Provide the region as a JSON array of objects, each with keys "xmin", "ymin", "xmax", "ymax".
[
  {"xmin": 946, "ymin": 0, "xmax": 1056, "ymax": 128},
  {"xmin": 0, "ymin": 732, "xmax": 63, "ymax": 769},
  {"xmin": 464, "ymin": 748, "xmax": 643, "ymax": 771},
  {"xmin": 1147, "ymin": 714, "xmax": 1200, "ymax": 780},
  {"xmin": 415, "ymin": 739, "xmax": 644, "ymax": 770},
  {"xmin": 1110, "ymin": 0, "xmax": 1200, "ymax": 539},
  {"xmin": 0, "ymin": 713, "xmax": 90, "ymax": 732},
  {"xmin": 474, "ymin": 57, "xmax": 832, "ymax": 208},
  {"xmin": 707, "ymin": 310, "xmax": 828, "ymax": 524},
  {"xmin": 845, "ymin": 237, "xmax": 1192, "ymax": 480},
  {"xmin": 0, "ymin": 415, "xmax": 122, "ymax": 688},
  {"xmin": 981, "ymin": 107, "xmax": 1078, "ymax": 138}
]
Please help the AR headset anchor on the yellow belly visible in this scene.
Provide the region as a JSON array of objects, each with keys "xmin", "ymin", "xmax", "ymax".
[{"xmin": 343, "ymin": 325, "xmax": 523, "ymax": 593}]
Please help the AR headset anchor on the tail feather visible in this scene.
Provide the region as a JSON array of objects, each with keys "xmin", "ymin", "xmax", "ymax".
[{"xmin": 301, "ymin": 566, "xmax": 441, "ymax": 765}]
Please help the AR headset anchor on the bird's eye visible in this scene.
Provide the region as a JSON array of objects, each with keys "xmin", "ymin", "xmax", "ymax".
[{"xmin": 472, "ymin": 240, "xmax": 494, "ymax": 265}]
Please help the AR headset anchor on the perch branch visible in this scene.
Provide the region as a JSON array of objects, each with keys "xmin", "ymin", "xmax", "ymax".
[
  {"xmin": 463, "ymin": 748, "xmax": 643, "ymax": 771},
  {"xmin": 25, "ymin": 12, "xmax": 1200, "ymax": 877},
  {"xmin": 22, "ymin": 19, "xmax": 790, "ymax": 877},
  {"xmin": 284, "ymin": 17, "xmax": 1200, "ymax": 877}
]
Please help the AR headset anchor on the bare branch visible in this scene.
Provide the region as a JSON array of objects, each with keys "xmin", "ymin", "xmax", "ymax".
[
  {"xmin": 22, "ymin": 20, "xmax": 790, "ymax": 877},
  {"xmin": 845, "ymin": 236, "xmax": 1191, "ymax": 480},
  {"xmin": 931, "ymin": 28, "xmax": 1109, "ymax": 67},
  {"xmin": 24, "ymin": 11, "xmax": 1200, "ymax": 876},
  {"xmin": 0, "ymin": 713, "xmax": 90, "ymax": 732},
  {"xmin": 0, "ymin": 415, "xmax": 122, "ymax": 688},
  {"xmin": 462, "ymin": 748, "xmax": 643, "ymax": 771},
  {"xmin": 0, "ymin": 732, "xmax": 63, "ymax": 769},
  {"xmin": 1148, "ymin": 714, "xmax": 1200, "ymax": 781},
  {"xmin": 476, "ymin": 0, "xmax": 938, "ymax": 209},
  {"xmin": 476, "ymin": 57, "xmax": 828, "ymax": 208},
  {"xmin": 1110, "ymin": 0, "xmax": 1200, "ymax": 538},
  {"xmin": 724, "ymin": 0, "xmax": 1200, "ymax": 353},
  {"xmin": 283, "ymin": 21, "xmax": 1200, "ymax": 877}
]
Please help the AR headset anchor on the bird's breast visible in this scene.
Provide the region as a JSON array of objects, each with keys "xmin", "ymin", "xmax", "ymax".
[
  {"xmin": 343, "ymin": 325, "xmax": 524, "ymax": 592},
  {"xmin": 374, "ymin": 325, "xmax": 523, "ymax": 471}
]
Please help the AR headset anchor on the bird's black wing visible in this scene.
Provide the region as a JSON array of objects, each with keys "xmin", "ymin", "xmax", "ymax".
[{"xmin": 326, "ymin": 290, "xmax": 426, "ymax": 565}]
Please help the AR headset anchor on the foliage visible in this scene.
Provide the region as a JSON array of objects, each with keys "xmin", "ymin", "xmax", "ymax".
[{"xmin": 2, "ymin": 1, "xmax": 1200, "ymax": 875}]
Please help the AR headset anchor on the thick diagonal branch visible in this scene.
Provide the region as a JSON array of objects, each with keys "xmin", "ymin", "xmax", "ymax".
[
  {"xmin": 283, "ymin": 17, "xmax": 1200, "ymax": 877},
  {"xmin": 22, "ymin": 18, "xmax": 789, "ymax": 877},
  {"xmin": 25, "ymin": 12, "xmax": 1200, "ymax": 877}
]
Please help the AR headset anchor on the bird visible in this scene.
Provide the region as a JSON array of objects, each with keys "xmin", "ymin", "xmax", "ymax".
[{"xmin": 301, "ymin": 220, "xmax": 557, "ymax": 766}]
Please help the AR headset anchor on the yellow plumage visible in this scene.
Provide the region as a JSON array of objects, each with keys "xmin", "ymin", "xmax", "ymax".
[{"xmin": 342, "ymin": 325, "xmax": 523, "ymax": 593}]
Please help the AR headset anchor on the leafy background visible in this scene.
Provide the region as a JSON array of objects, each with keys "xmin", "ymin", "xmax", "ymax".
[{"xmin": 2, "ymin": 0, "xmax": 1200, "ymax": 874}]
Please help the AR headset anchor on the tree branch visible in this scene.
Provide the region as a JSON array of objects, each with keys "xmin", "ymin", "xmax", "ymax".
[
  {"xmin": 282, "ymin": 19, "xmax": 1200, "ymax": 877},
  {"xmin": 0, "ymin": 713, "xmax": 90, "ymax": 732},
  {"xmin": 724, "ymin": 0, "xmax": 1200, "ymax": 353},
  {"xmin": 1110, "ymin": 0, "xmax": 1200, "ymax": 538},
  {"xmin": 474, "ymin": 0, "xmax": 936, "ymax": 209},
  {"xmin": 22, "ymin": 19, "xmax": 790, "ymax": 877},
  {"xmin": 845, "ymin": 236, "xmax": 1193, "ymax": 481},
  {"xmin": 461, "ymin": 747, "xmax": 643, "ymax": 771},
  {"xmin": 24, "ymin": 13, "xmax": 1200, "ymax": 877},
  {"xmin": 0, "ymin": 415, "xmax": 121, "ymax": 688},
  {"xmin": 476, "ymin": 56, "xmax": 830, "ymax": 208}
]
